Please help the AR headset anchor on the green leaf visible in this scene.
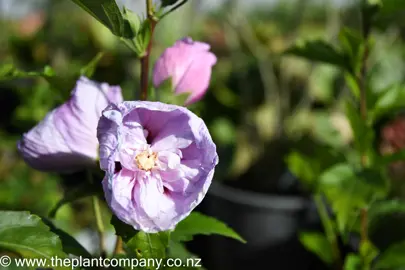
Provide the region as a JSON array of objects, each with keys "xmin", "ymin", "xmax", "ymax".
[
  {"xmin": 339, "ymin": 28, "xmax": 363, "ymax": 60},
  {"xmin": 360, "ymin": 240, "xmax": 379, "ymax": 267},
  {"xmin": 80, "ymin": 52, "xmax": 105, "ymax": 78},
  {"xmin": 126, "ymin": 231, "xmax": 170, "ymax": 260},
  {"xmin": 286, "ymin": 152, "xmax": 320, "ymax": 189},
  {"xmin": 369, "ymin": 200, "xmax": 405, "ymax": 221},
  {"xmin": 345, "ymin": 101, "xmax": 375, "ymax": 161},
  {"xmin": 363, "ymin": 0, "xmax": 383, "ymax": 26},
  {"xmin": 367, "ymin": 0, "xmax": 382, "ymax": 5},
  {"xmin": 122, "ymin": 7, "xmax": 141, "ymax": 35},
  {"xmin": 299, "ymin": 232, "xmax": 333, "ymax": 265},
  {"xmin": 134, "ymin": 19, "xmax": 153, "ymax": 57},
  {"xmin": 0, "ymin": 211, "xmax": 66, "ymax": 259},
  {"xmin": 0, "ymin": 63, "xmax": 55, "ymax": 82},
  {"xmin": 161, "ymin": 0, "xmax": 181, "ymax": 7},
  {"xmin": 0, "ymin": 63, "xmax": 14, "ymax": 77},
  {"xmin": 368, "ymin": 200, "xmax": 405, "ymax": 252},
  {"xmin": 284, "ymin": 40, "xmax": 351, "ymax": 71},
  {"xmin": 70, "ymin": 0, "xmax": 133, "ymax": 38},
  {"xmin": 379, "ymin": 149, "xmax": 405, "ymax": 166},
  {"xmin": 167, "ymin": 241, "xmax": 205, "ymax": 270},
  {"xmin": 311, "ymin": 112, "xmax": 347, "ymax": 148},
  {"xmin": 339, "ymin": 28, "xmax": 363, "ymax": 74},
  {"xmin": 319, "ymin": 164, "xmax": 388, "ymax": 234},
  {"xmin": 49, "ymin": 181, "xmax": 103, "ymax": 218},
  {"xmin": 111, "ymin": 215, "xmax": 170, "ymax": 269},
  {"xmin": 345, "ymin": 73, "xmax": 360, "ymax": 99},
  {"xmin": 375, "ymin": 241, "xmax": 405, "ymax": 269},
  {"xmin": 40, "ymin": 217, "xmax": 92, "ymax": 257},
  {"xmin": 171, "ymin": 212, "xmax": 246, "ymax": 243},
  {"xmin": 343, "ymin": 254, "xmax": 362, "ymax": 270},
  {"xmin": 168, "ymin": 241, "xmax": 198, "ymax": 260},
  {"xmin": 111, "ymin": 215, "xmax": 137, "ymax": 242},
  {"xmin": 372, "ymin": 84, "xmax": 405, "ymax": 121}
]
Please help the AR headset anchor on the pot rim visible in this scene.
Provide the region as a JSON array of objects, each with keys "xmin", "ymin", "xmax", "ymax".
[{"xmin": 207, "ymin": 181, "xmax": 309, "ymax": 210}]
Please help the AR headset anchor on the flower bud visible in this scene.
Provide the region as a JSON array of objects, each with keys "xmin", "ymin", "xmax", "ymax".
[{"xmin": 153, "ymin": 37, "xmax": 217, "ymax": 105}]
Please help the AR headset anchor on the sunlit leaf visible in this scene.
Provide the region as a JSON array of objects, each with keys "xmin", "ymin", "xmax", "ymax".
[
  {"xmin": 70, "ymin": 0, "xmax": 133, "ymax": 37},
  {"xmin": 0, "ymin": 211, "xmax": 66, "ymax": 260},
  {"xmin": 171, "ymin": 212, "xmax": 245, "ymax": 243},
  {"xmin": 299, "ymin": 232, "xmax": 333, "ymax": 264}
]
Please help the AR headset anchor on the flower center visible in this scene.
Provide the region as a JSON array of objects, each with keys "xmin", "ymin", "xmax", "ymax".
[{"xmin": 135, "ymin": 150, "xmax": 157, "ymax": 171}]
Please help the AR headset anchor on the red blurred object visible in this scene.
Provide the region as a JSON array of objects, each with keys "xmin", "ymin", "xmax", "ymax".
[
  {"xmin": 380, "ymin": 115, "xmax": 405, "ymax": 182},
  {"xmin": 16, "ymin": 11, "xmax": 45, "ymax": 37}
]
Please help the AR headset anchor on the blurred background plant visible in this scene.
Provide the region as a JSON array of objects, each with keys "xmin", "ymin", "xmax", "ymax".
[{"xmin": 2, "ymin": 0, "xmax": 405, "ymax": 269}]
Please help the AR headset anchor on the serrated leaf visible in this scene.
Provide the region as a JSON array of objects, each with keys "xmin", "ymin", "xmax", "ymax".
[
  {"xmin": 80, "ymin": 52, "xmax": 105, "ymax": 78},
  {"xmin": 133, "ymin": 19, "xmax": 153, "ymax": 57},
  {"xmin": 168, "ymin": 241, "xmax": 198, "ymax": 260},
  {"xmin": 40, "ymin": 217, "xmax": 92, "ymax": 257},
  {"xmin": 319, "ymin": 164, "xmax": 388, "ymax": 234},
  {"xmin": 126, "ymin": 231, "xmax": 170, "ymax": 262},
  {"xmin": 0, "ymin": 211, "xmax": 66, "ymax": 260},
  {"xmin": 70, "ymin": 0, "xmax": 133, "ymax": 38},
  {"xmin": 123, "ymin": 7, "xmax": 141, "ymax": 35},
  {"xmin": 284, "ymin": 40, "xmax": 351, "ymax": 71},
  {"xmin": 111, "ymin": 216, "xmax": 170, "ymax": 269},
  {"xmin": 171, "ymin": 212, "xmax": 246, "ymax": 243},
  {"xmin": 299, "ymin": 232, "xmax": 333, "ymax": 264}
]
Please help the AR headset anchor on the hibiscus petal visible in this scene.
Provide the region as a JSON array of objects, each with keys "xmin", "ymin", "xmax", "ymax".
[
  {"xmin": 18, "ymin": 110, "xmax": 94, "ymax": 172},
  {"xmin": 132, "ymin": 174, "xmax": 178, "ymax": 232}
]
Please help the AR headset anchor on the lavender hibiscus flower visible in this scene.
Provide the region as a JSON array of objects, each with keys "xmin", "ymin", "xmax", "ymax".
[
  {"xmin": 18, "ymin": 77, "xmax": 123, "ymax": 172},
  {"xmin": 97, "ymin": 101, "xmax": 218, "ymax": 232}
]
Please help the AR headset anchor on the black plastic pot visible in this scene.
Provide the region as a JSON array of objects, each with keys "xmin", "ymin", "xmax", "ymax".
[{"xmin": 187, "ymin": 181, "xmax": 327, "ymax": 270}]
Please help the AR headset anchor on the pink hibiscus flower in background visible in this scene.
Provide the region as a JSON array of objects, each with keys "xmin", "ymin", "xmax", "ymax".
[{"xmin": 18, "ymin": 77, "xmax": 123, "ymax": 172}]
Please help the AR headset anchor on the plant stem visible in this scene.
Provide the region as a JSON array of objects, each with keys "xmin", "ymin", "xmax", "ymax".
[
  {"xmin": 87, "ymin": 170, "xmax": 106, "ymax": 257},
  {"xmin": 113, "ymin": 236, "xmax": 124, "ymax": 255},
  {"xmin": 140, "ymin": 0, "xmax": 157, "ymax": 101},
  {"xmin": 314, "ymin": 194, "xmax": 342, "ymax": 270}
]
